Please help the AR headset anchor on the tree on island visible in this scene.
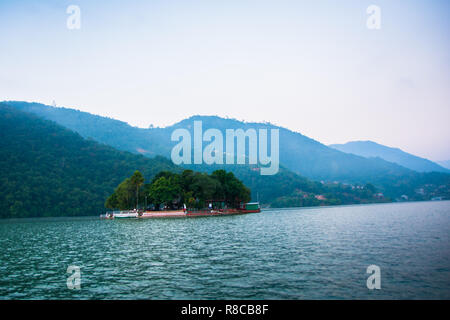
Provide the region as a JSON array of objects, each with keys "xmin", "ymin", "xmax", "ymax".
[
  {"xmin": 147, "ymin": 175, "xmax": 182, "ymax": 209},
  {"xmin": 105, "ymin": 178, "xmax": 131, "ymax": 210},
  {"xmin": 105, "ymin": 169, "xmax": 251, "ymax": 210},
  {"xmin": 130, "ymin": 170, "xmax": 144, "ymax": 209}
]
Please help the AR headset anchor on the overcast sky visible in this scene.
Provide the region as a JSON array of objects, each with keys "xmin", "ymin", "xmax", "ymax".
[{"xmin": 1, "ymin": 0, "xmax": 449, "ymax": 161}]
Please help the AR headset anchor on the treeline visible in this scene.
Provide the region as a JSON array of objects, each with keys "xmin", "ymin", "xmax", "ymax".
[
  {"xmin": 8, "ymin": 101, "xmax": 450, "ymax": 202},
  {"xmin": 186, "ymin": 163, "xmax": 391, "ymax": 208},
  {"xmin": 2, "ymin": 102, "xmax": 447, "ymax": 219},
  {"xmin": 271, "ymin": 182, "xmax": 389, "ymax": 208},
  {"xmin": 105, "ymin": 169, "xmax": 251, "ymax": 210},
  {"xmin": 0, "ymin": 102, "xmax": 386, "ymax": 220},
  {"xmin": 0, "ymin": 104, "xmax": 178, "ymax": 218}
]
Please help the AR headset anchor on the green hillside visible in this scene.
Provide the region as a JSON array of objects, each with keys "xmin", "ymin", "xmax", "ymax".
[
  {"xmin": 6, "ymin": 101, "xmax": 416, "ymax": 184},
  {"xmin": 3, "ymin": 101, "xmax": 450, "ymax": 204},
  {"xmin": 0, "ymin": 103, "xmax": 396, "ymax": 218},
  {"xmin": 0, "ymin": 103, "xmax": 179, "ymax": 218}
]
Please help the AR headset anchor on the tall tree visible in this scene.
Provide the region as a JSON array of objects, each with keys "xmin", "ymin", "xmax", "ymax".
[{"xmin": 130, "ymin": 170, "xmax": 144, "ymax": 209}]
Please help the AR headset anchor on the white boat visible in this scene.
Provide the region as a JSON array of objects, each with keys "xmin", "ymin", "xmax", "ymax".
[{"xmin": 113, "ymin": 211, "xmax": 138, "ymax": 219}]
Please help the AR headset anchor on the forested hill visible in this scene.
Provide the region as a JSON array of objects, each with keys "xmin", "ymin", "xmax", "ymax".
[
  {"xmin": 0, "ymin": 103, "xmax": 179, "ymax": 218},
  {"xmin": 0, "ymin": 103, "xmax": 396, "ymax": 218},
  {"xmin": 1, "ymin": 101, "xmax": 449, "ymax": 218},
  {"xmin": 6, "ymin": 101, "xmax": 416, "ymax": 184}
]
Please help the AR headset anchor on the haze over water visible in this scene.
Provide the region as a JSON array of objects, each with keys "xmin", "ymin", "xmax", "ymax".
[{"xmin": 1, "ymin": 201, "xmax": 449, "ymax": 299}]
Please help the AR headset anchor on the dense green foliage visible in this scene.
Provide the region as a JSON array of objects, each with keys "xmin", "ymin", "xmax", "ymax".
[
  {"xmin": 7, "ymin": 101, "xmax": 449, "ymax": 201},
  {"xmin": 270, "ymin": 182, "xmax": 386, "ymax": 207},
  {"xmin": 0, "ymin": 102, "xmax": 391, "ymax": 219},
  {"xmin": 0, "ymin": 104, "xmax": 179, "ymax": 218},
  {"xmin": 6, "ymin": 102, "xmax": 416, "ymax": 183},
  {"xmin": 7, "ymin": 101, "xmax": 167, "ymax": 157},
  {"xmin": 104, "ymin": 171, "xmax": 145, "ymax": 210},
  {"xmin": 2, "ymin": 101, "xmax": 449, "ymax": 217},
  {"xmin": 187, "ymin": 163, "xmax": 391, "ymax": 207},
  {"xmin": 105, "ymin": 169, "xmax": 251, "ymax": 210}
]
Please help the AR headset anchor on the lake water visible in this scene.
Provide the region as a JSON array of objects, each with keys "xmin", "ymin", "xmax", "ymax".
[{"xmin": 0, "ymin": 201, "xmax": 449, "ymax": 299}]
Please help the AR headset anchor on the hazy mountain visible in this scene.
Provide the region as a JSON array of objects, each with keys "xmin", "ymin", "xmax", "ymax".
[
  {"xmin": 4, "ymin": 101, "xmax": 450, "ymax": 202},
  {"xmin": 437, "ymin": 160, "xmax": 450, "ymax": 170},
  {"xmin": 0, "ymin": 102, "xmax": 393, "ymax": 217},
  {"xmin": 5, "ymin": 101, "xmax": 416, "ymax": 184},
  {"xmin": 329, "ymin": 141, "xmax": 449, "ymax": 173},
  {"xmin": 168, "ymin": 116, "xmax": 416, "ymax": 186}
]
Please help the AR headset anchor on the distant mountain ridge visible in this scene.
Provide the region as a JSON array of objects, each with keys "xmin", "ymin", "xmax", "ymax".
[
  {"xmin": 437, "ymin": 160, "xmax": 450, "ymax": 170},
  {"xmin": 329, "ymin": 141, "xmax": 449, "ymax": 173},
  {"xmin": 0, "ymin": 102, "xmax": 396, "ymax": 218},
  {"xmin": 5, "ymin": 101, "xmax": 415, "ymax": 184},
  {"xmin": 4, "ymin": 101, "xmax": 450, "ymax": 201}
]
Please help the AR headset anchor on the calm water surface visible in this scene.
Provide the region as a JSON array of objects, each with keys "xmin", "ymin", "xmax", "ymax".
[{"xmin": 0, "ymin": 201, "xmax": 449, "ymax": 299}]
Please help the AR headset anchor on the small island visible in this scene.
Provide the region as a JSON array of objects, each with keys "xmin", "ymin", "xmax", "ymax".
[{"xmin": 102, "ymin": 169, "xmax": 260, "ymax": 219}]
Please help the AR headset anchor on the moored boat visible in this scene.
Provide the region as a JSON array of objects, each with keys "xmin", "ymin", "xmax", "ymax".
[
  {"xmin": 101, "ymin": 202, "xmax": 260, "ymax": 219},
  {"xmin": 100, "ymin": 211, "xmax": 138, "ymax": 219},
  {"xmin": 240, "ymin": 202, "xmax": 261, "ymax": 213},
  {"xmin": 114, "ymin": 211, "xmax": 138, "ymax": 219}
]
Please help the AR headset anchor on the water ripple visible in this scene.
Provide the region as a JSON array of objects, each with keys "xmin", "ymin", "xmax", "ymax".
[{"xmin": 0, "ymin": 201, "xmax": 449, "ymax": 299}]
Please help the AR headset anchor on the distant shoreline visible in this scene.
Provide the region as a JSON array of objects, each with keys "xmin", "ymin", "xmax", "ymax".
[{"xmin": 1, "ymin": 199, "xmax": 448, "ymax": 221}]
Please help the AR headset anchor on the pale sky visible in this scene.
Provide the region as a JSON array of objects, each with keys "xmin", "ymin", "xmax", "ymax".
[{"xmin": 1, "ymin": 0, "xmax": 449, "ymax": 161}]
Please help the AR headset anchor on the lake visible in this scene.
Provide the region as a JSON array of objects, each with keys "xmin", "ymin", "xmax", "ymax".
[{"xmin": 0, "ymin": 201, "xmax": 449, "ymax": 299}]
